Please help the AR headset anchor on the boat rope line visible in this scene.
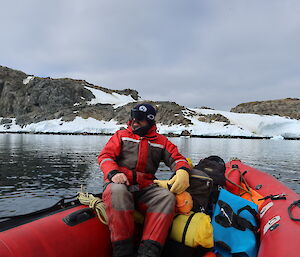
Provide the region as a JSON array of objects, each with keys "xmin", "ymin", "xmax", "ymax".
[
  {"xmin": 225, "ymin": 167, "xmax": 255, "ymax": 202},
  {"xmin": 77, "ymin": 186, "xmax": 108, "ymax": 224},
  {"xmin": 288, "ymin": 200, "xmax": 300, "ymax": 222}
]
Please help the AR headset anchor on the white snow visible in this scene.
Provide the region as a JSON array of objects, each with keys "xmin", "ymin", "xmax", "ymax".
[
  {"xmin": 1, "ymin": 108, "xmax": 300, "ymax": 139},
  {"xmin": 84, "ymin": 86, "xmax": 136, "ymax": 108},
  {"xmin": 270, "ymin": 135, "xmax": 285, "ymax": 140},
  {"xmin": 190, "ymin": 108, "xmax": 300, "ymax": 138},
  {"xmin": 23, "ymin": 76, "xmax": 34, "ymax": 85},
  {"xmin": 0, "ymin": 117, "xmax": 122, "ymax": 134}
]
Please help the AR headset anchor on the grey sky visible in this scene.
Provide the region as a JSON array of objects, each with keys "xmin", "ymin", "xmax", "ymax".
[{"xmin": 1, "ymin": 0, "xmax": 300, "ymax": 110}]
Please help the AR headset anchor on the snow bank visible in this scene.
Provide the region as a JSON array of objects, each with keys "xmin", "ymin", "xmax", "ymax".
[
  {"xmin": 1, "ymin": 109, "xmax": 300, "ymax": 139},
  {"xmin": 0, "ymin": 117, "xmax": 121, "ymax": 134},
  {"xmin": 191, "ymin": 108, "xmax": 300, "ymax": 138}
]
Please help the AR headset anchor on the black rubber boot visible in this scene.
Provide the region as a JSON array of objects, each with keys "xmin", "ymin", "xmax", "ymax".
[
  {"xmin": 112, "ymin": 238, "xmax": 135, "ymax": 257},
  {"xmin": 136, "ymin": 240, "xmax": 162, "ymax": 257}
]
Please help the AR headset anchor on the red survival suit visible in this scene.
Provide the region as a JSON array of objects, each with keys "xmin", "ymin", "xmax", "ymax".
[{"xmin": 98, "ymin": 123, "xmax": 191, "ymax": 257}]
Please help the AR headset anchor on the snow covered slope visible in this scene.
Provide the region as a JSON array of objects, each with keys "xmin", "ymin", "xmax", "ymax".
[
  {"xmin": 1, "ymin": 108, "xmax": 300, "ymax": 139},
  {"xmin": 84, "ymin": 86, "xmax": 136, "ymax": 108}
]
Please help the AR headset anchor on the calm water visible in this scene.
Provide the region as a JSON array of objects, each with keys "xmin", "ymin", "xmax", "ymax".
[{"xmin": 0, "ymin": 134, "xmax": 299, "ymax": 217}]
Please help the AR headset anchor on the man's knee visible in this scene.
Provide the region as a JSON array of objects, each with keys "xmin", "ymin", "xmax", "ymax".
[
  {"xmin": 110, "ymin": 183, "xmax": 129, "ymax": 194},
  {"xmin": 160, "ymin": 189, "xmax": 176, "ymax": 204},
  {"xmin": 149, "ymin": 188, "xmax": 175, "ymax": 214},
  {"xmin": 104, "ymin": 183, "xmax": 134, "ymax": 211}
]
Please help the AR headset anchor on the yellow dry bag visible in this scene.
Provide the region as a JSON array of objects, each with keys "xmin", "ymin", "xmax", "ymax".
[{"xmin": 170, "ymin": 212, "xmax": 214, "ymax": 248}]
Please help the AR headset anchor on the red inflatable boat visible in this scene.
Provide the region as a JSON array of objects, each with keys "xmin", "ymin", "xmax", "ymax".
[
  {"xmin": 0, "ymin": 160, "xmax": 299, "ymax": 257},
  {"xmin": 0, "ymin": 201, "xmax": 112, "ymax": 257},
  {"xmin": 225, "ymin": 159, "xmax": 300, "ymax": 257}
]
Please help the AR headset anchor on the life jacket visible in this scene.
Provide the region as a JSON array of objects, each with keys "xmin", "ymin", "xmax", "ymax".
[
  {"xmin": 211, "ymin": 189, "xmax": 259, "ymax": 257},
  {"xmin": 170, "ymin": 212, "xmax": 214, "ymax": 249}
]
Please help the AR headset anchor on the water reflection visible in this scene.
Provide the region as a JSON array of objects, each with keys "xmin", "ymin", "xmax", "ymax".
[
  {"xmin": 0, "ymin": 134, "xmax": 299, "ymax": 216},
  {"xmin": 0, "ymin": 134, "xmax": 107, "ymax": 216}
]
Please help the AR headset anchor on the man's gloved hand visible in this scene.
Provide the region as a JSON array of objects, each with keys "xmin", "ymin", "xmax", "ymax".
[
  {"xmin": 153, "ymin": 179, "xmax": 171, "ymax": 190},
  {"xmin": 154, "ymin": 169, "xmax": 190, "ymax": 194},
  {"xmin": 169, "ymin": 169, "xmax": 190, "ymax": 194}
]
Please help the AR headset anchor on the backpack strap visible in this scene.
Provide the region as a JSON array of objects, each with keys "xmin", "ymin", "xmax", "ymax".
[
  {"xmin": 237, "ymin": 205, "xmax": 259, "ymax": 226},
  {"xmin": 235, "ymin": 206, "xmax": 258, "ymax": 233},
  {"xmin": 215, "ymin": 200, "xmax": 258, "ymax": 233},
  {"xmin": 182, "ymin": 212, "xmax": 196, "ymax": 244}
]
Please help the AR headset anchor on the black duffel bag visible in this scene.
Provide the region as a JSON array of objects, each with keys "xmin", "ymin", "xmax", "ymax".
[
  {"xmin": 194, "ymin": 156, "xmax": 226, "ymax": 207},
  {"xmin": 186, "ymin": 168, "xmax": 213, "ymax": 212}
]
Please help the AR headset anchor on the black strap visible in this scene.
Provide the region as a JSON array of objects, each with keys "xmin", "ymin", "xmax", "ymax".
[
  {"xmin": 236, "ymin": 205, "xmax": 259, "ymax": 232},
  {"xmin": 258, "ymin": 193, "xmax": 286, "ymax": 201},
  {"xmin": 215, "ymin": 241, "xmax": 231, "ymax": 252},
  {"xmin": 215, "ymin": 201, "xmax": 258, "ymax": 232},
  {"xmin": 215, "ymin": 200, "xmax": 234, "ymax": 228},
  {"xmin": 182, "ymin": 212, "xmax": 196, "ymax": 244},
  {"xmin": 288, "ymin": 200, "xmax": 300, "ymax": 222},
  {"xmin": 237, "ymin": 206, "xmax": 259, "ymax": 222},
  {"xmin": 174, "ymin": 214, "xmax": 180, "ymax": 219},
  {"xmin": 235, "ymin": 216, "xmax": 257, "ymax": 233}
]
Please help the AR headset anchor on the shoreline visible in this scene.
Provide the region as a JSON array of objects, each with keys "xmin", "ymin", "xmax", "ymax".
[{"xmin": 1, "ymin": 131, "xmax": 300, "ymax": 140}]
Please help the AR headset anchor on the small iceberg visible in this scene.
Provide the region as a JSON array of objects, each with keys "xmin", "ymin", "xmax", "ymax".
[{"xmin": 270, "ymin": 135, "xmax": 284, "ymax": 140}]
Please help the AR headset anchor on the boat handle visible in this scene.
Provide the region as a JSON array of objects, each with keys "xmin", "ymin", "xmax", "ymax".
[
  {"xmin": 63, "ymin": 207, "xmax": 95, "ymax": 226},
  {"xmin": 288, "ymin": 200, "xmax": 300, "ymax": 222},
  {"xmin": 263, "ymin": 216, "xmax": 280, "ymax": 235}
]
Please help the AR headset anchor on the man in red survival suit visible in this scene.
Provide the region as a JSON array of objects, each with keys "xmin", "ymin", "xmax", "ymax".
[{"xmin": 98, "ymin": 103, "xmax": 191, "ymax": 257}]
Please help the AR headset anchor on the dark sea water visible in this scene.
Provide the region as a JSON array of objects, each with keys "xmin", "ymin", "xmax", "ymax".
[{"xmin": 0, "ymin": 134, "xmax": 299, "ymax": 217}]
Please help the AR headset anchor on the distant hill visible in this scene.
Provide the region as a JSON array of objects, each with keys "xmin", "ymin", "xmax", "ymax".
[
  {"xmin": 230, "ymin": 98, "xmax": 300, "ymax": 120},
  {"xmin": 0, "ymin": 66, "xmax": 195, "ymax": 127},
  {"xmin": 1, "ymin": 65, "xmax": 299, "ymax": 134},
  {"xmin": 2, "ymin": 66, "xmax": 300, "ymax": 138}
]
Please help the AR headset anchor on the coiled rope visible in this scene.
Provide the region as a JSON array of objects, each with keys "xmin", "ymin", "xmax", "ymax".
[{"xmin": 77, "ymin": 186, "xmax": 108, "ymax": 225}]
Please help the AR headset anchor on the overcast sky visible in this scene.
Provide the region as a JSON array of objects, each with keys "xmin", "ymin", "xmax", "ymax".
[{"xmin": 1, "ymin": 0, "xmax": 300, "ymax": 110}]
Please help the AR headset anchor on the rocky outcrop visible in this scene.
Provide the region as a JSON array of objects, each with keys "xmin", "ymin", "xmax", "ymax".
[
  {"xmin": 3, "ymin": 65, "xmax": 297, "ymax": 131},
  {"xmin": 230, "ymin": 98, "xmax": 300, "ymax": 120},
  {"xmin": 0, "ymin": 66, "xmax": 193, "ymax": 127},
  {"xmin": 198, "ymin": 113, "xmax": 230, "ymax": 124},
  {"xmin": 0, "ymin": 66, "xmax": 98, "ymax": 126}
]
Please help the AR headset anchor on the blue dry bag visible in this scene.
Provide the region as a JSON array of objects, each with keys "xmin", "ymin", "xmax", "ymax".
[{"xmin": 211, "ymin": 189, "xmax": 259, "ymax": 257}]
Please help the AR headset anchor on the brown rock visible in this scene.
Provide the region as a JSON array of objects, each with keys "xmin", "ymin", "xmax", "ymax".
[{"xmin": 230, "ymin": 98, "xmax": 300, "ymax": 119}]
